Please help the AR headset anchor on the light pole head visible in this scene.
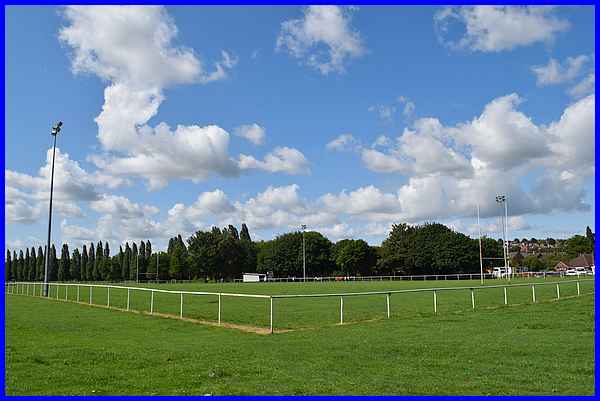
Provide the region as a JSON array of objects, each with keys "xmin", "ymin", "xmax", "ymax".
[
  {"xmin": 301, "ymin": 224, "xmax": 307, "ymax": 230},
  {"xmin": 51, "ymin": 121, "xmax": 63, "ymax": 136},
  {"xmin": 495, "ymin": 195, "xmax": 506, "ymax": 203}
]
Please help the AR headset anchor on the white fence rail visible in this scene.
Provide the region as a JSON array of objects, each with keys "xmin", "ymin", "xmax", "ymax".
[
  {"xmin": 5, "ymin": 282, "xmax": 271, "ymax": 331},
  {"xmin": 5, "ymin": 279, "xmax": 594, "ymax": 333},
  {"xmin": 270, "ymin": 279, "xmax": 593, "ymax": 326},
  {"xmin": 234, "ymin": 271, "xmax": 584, "ymax": 283}
]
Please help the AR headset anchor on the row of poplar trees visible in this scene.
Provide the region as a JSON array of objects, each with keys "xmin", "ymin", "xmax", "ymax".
[
  {"xmin": 5, "ymin": 240, "xmax": 154, "ymax": 282},
  {"xmin": 5, "ymin": 223, "xmax": 256, "ymax": 282}
]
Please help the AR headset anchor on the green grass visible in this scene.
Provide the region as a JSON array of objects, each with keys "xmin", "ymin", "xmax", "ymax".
[
  {"xmin": 14, "ymin": 277, "xmax": 594, "ymax": 331},
  {"xmin": 5, "ymin": 290, "xmax": 595, "ymax": 395}
]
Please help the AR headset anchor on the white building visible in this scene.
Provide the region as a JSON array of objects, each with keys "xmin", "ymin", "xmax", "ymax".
[{"xmin": 242, "ymin": 273, "xmax": 267, "ymax": 282}]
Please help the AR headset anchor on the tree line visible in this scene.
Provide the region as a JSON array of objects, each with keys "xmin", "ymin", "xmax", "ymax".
[
  {"xmin": 5, "ymin": 222, "xmax": 594, "ymax": 282},
  {"xmin": 5, "ymin": 240, "xmax": 154, "ymax": 282}
]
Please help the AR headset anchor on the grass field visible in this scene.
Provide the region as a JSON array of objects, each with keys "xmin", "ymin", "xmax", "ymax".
[
  {"xmin": 10, "ymin": 277, "xmax": 595, "ymax": 331},
  {"xmin": 4, "ymin": 286, "xmax": 595, "ymax": 395}
]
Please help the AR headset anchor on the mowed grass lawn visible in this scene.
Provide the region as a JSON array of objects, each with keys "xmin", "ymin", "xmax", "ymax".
[
  {"xmin": 5, "ymin": 289, "xmax": 595, "ymax": 395},
  {"xmin": 20, "ymin": 277, "xmax": 595, "ymax": 330}
]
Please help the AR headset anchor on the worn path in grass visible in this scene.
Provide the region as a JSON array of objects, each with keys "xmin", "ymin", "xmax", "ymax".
[{"xmin": 5, "ymin": 293, "xmax": 594, "ymax": 395}]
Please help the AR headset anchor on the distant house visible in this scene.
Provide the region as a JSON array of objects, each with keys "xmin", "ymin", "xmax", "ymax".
[
  {"xmin": 554, "ymin": 254, "xmax": 595, "ymax": 273},
  {"xmin": 569, "ymin": 254, "xmax": 595, "ymax": 270},
  {"xmin": 554, "ymin": 261, "xmax": 570, "ymax": 272}
]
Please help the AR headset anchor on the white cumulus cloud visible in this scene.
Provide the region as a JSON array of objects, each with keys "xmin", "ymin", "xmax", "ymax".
[
  {"xmin": 531, "ymin": 55, "xmax": 590, "ymax": 86},
  {"xmin": 59, "ymin": 5, "xmax": 305, "ymax": 190},
  {"xmin": 234, "ymin": 123, "xmax": 266, "ymax": 145},
  {"xmin": 277, "ymin": 5, "xmax": 365, "ymax": 74},
  {"xmin": 238, "ymin": 147, "xmax": 310, "ymax": 175},
  {"xmin": 435, "ymin": 6, "xmax": 569, "ymax": 52}
]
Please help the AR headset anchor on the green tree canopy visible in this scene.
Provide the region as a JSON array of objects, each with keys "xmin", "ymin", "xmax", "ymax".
[
  {"xmin": 379, "ymin": 222, "xmax": 479, "ymax": 275},
  {"xmin": 564, "ymin": 235, "xmax": 594, "ymax": 259},
  {"xmin": 332, "ymin": 239, "xmax": 377, "ymax": 276}
]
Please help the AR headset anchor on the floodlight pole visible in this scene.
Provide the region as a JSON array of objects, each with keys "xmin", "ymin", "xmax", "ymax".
[
  {"xmin": 477, "ymin": 204, "xmax": 484, "ymax": 285},
  {"xmin": 301, "ymin": 224, "xmax": 307, "ymax": 282},
  {"xmin": 496, "ymin": 195, "xmax": 508, "ymax": 280},
  {"xmin": 504, "ymin": 198, "xmax": 511, "ymax": 279},
  {"xmin": 43, "ymin": 121, "xmax": 62, "ymax": 297},
  {"xmin": 136, "ymin": 252, "xmax": 139, "ymax": 283}
]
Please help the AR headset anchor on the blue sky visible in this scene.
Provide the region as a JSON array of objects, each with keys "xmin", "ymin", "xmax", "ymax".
[{"xmin": 5, "ymin": 5, "xmax": 595, "ymax": 252}]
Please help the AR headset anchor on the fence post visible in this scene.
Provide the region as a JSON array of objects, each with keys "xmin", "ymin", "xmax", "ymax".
[
  {"xmin": 577, "ymin": 281, "xmax": 581, "ymax": 296},
  {"xmin": 386, "ymin": 293, "xmax": 391, "ymax": 318},
  {"xmin": 127, "ymin": 289, "xmax": 130, "ymax": 311},
  {"xmin": 218, "ymin": 293, "xmax": 222, "ymax": 325},
  {"xmin": 503, "ymin": 287, "xmax": 507, "ymax": 305},
  {"xmin": 433, "ymin": 290, "xmax": 437, "ymax": 314},
  {"xmin": 556, "ymin": 283, "xmax": 560, "ymax": 300},
  {"xmin": 531, "ymin": 285, "xmax": 536, "ymax": 303},
  {"xmin": 150, "ymin": 290, "xmax": 154, "ymax": 314},
  {"xmin": 270, "ymin": 297, "xmax": 273, "ymax": 334},
  {"xmin": 471, "ymin": 289, "xmax": 475, "ymax": 310},
  {"xmin": 56, "ymin": 284, "xmax": 59, "ymax": 300},
  {"xmin": 107, "ymin": 287, "xmax": 110, "ymax": 308},
  {"xmin": 180, "ymin": 292, "xmax": 183, "ymax": 318},
  {"xmin": 340, "ymin": 296, "xmax": 344, "ymax": 324},
  {"xmin": 77, "ymin": 285, "xmax": 80, "ymax": 302}
]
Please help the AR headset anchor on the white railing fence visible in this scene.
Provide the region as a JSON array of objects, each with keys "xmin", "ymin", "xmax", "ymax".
[
  {"xmin": 5, "ymin": 279, "xmax": 594, "ymax": 334},
  {"xmin": 234, "ymin": 271, "xmax": 581, "ymax": 283},
  {"xmin": 270, "ymin": 279, "xmax": 594, "ymax": 327},
  {"xmin": 5, "ymin": 282, "xmax": 271, "ymax": 332}
]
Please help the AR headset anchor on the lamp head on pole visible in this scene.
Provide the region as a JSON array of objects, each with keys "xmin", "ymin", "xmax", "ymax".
[
  {"xmin": 301, "ymin": 224, "xmax": 307, "ymax": 230},
  {"xmin": 495, "ymin": 194, "xmax": 506, "ymax": 203},
  {"xmin": 51, "ymin": 121, "xmax": 63, "ymax": 136}
]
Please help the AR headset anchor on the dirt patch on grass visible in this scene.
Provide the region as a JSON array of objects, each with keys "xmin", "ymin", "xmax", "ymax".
[{"xmin": 11, "ymin": 294, "xmax": 286, "ymax": 335}]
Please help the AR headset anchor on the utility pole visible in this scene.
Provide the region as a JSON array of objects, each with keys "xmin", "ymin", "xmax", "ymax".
[
  {"xmin": 301, "ymin": 224, "xmax": 307, "ymax": 282},
  {"xmin": 43, "ymin": 121, "xmax": 62, "ymax": 297}
]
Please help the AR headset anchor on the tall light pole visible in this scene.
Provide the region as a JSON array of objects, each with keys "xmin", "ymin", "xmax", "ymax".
[
  {"xmin": 504, "ymin": 197, "xmax": 510, "ymax": 278},
  {"xmin": 43, "ymin": 121, "xmax": 62, "ymax": 297},
  {"xmin": 477, "ymin": 204, "xmax": 484, "ymax": 285},
  {"xmin": 495, "ymin": 195, "xmax": 508, "ymax": 279},
  {"xmin": 301, "ymin": 224, "xmax": 307, "ymax": 282}
]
